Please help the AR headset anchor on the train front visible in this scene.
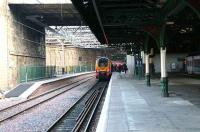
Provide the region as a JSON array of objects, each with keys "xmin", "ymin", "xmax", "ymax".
[{"xmin": 95, "ymin": 57, "xmax": 112, "ymax": 80}]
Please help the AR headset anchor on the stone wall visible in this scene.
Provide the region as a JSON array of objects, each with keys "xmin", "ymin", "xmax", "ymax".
[
  {"xmin": 0, "ymin": 0, "xmax": 9, "ymax": 91},
  {"xmin": 46, "ymin": 44, "xmax": 106, "ymax": 68},
  {"xmin": 0, "ymin": 1, "xmax": 45, "ymax": 91}
]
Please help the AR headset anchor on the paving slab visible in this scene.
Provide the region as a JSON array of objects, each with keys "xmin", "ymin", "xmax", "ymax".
[{"xmin": 97, "ymin": 73, "xmax": 200, "ymax": 132}]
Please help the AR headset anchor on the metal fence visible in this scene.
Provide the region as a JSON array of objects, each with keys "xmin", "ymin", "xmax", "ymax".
[
  {"xmin": 19, "ymin": 65, "xmax": 95, "ymax": 83},
  {"xmin": 66, "ymin": 65, "xmax": 95, "ymax": 74}
]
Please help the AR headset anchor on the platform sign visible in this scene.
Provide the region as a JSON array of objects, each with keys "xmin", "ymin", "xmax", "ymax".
[{"xmin": 171, "ymin": 63, "xmax": 176, "ymax": 70}]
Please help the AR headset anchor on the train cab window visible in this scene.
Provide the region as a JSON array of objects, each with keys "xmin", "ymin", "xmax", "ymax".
[{"xmin": 98, "ymin": 58, "xmax": 108, "ymax": 67}]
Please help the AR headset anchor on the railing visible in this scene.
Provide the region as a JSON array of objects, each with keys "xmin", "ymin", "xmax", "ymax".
[
  {"xmin": 19, "ymin": 65, "xmax": 95, "ymax": 83},
  {"xmin": 66, "ymin": 65, "xmax": 95, "ymax": 74}
]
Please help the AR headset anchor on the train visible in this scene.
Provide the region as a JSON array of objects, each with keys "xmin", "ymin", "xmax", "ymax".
[
  {"xmin": 186, "ymin": 53, "xmax": 200, "ymax": 75},
  {"xmin": 95, "ymin": 57, "xmax": 112, "ymax": 80}
]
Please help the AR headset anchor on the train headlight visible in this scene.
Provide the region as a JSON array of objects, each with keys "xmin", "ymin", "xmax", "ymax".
[{"xmin": 107, "ymin": 68, "xmax": 111, "ymax": 72}]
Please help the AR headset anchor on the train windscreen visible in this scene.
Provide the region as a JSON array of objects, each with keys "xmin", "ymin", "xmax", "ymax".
[{"xmin": 98, "ymin": 58, "xmax": 108, "ymax": 67}]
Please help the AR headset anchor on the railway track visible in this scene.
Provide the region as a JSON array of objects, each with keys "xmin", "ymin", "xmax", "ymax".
[
  {"xmin": 47, "ymin": 81, "xmax": 108, "ymax": 132},
  {"xmin": 0, "ymin": 74, "xmax": 95, "ymax": 124}
]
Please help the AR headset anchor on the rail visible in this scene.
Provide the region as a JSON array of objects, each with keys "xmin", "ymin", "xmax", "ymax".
[
  {"xmin": 0, "ymin": 74, "xmax": 95, "ymax": 124},
  {"xmin": 47, "ymin": 81, "xmax": 108, "ymax": 131}
]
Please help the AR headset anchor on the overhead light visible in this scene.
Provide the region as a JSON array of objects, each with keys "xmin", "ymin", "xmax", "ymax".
[
  {"xmin": 166, "ymin": 21, "xmax": 174, "ymax": 25},
  {"xmin": 179, "ymin": 29, "xmax": 186, "ymax": 34},
  {"xmin": 186, "ymin": 27, "xmax": 193, "ymax": 32}
]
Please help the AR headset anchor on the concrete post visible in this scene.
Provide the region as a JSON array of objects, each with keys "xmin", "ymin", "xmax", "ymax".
[
  {"xmin": 141, "ymin": 51, "xmax": 145, "ymax": 77},
  {"xmin": 160, "ymin": 47, "xmax": 169, "ymax": 97},
  {"xmin": 145, "ymin": 54, "xmax": 150, "ymax": 86}
]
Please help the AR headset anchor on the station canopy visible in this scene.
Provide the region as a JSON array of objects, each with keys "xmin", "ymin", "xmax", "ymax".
[
  {"xmin": 46, "ymin": 26, "xmax": 107, "ymax": 48},
  {"xmin": 9, "ymin": 0, "xmax": 200, "ymax": 53},
  {"xmin": 71, "ymin": 0, "xmax": 200, "ymax": 54}
]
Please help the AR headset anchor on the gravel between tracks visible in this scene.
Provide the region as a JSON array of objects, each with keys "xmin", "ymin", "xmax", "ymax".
[
  {"xmin": 0, "ymin": 77, "xmax": 94, "ymax": 122},
  {"xmin": 0, "ymin": 79, "xmax": 97, "ymax": 132},
  {"xmin": 0, "ymin": 98, "xmax": 25, "ymax": 110},
  {"xmin": 0, "ymin": 73, "xmax": 94, "ymax": 111}
]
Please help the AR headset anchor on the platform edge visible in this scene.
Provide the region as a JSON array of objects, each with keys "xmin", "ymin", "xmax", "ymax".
[{"xmin": 96, "ymin": 75, "xmax": 113, "ymax": 132}]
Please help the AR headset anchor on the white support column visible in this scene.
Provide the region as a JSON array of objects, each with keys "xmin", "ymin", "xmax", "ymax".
[
  {"xmin": 145, "ymin": 54, "xmax": 149, "ymax": 74},
  {"xmin": 141, "ymin": 51, "xmax": 145, "ymax": 64},
  {"xmin": 160, "ymin": 47, "xmax": 168, "ymax": 97},
  {"xmin": 141, "ymin": 51, "xmax": 145, "ymax": 78},
  {"xmin": 160, "ymin": 47, "xmax": 167, "ymax": 78},
  {"xmin": 145, "ymin": 54, "xmax": 150, "ymax": 86}
]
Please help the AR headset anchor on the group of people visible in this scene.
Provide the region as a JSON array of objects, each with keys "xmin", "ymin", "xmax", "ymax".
[{"xmin": 112, "ymin": 63, "xmax": 128, "ymax": 74}]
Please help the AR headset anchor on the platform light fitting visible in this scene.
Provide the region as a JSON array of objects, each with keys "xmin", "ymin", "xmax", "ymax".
[
  {"xmin": 166, "ymin": 21, "xmax": 174, "ymax": 25},
  {"xmin": 179, "ymin": 29, "xmax": 186, "ymax": 34}
]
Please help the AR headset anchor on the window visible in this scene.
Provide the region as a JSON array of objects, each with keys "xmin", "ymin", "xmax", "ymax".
[{"xmin": 98, "ymin": 58, "xmax": 108, "ymax": 67}]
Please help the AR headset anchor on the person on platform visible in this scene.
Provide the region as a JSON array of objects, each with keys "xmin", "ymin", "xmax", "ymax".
[
  {"xmin": 117, "ymin": 64, "xmax": 122, "ymax": 78},
  {"xmin": 123, "ymin": 63, "xmax": 128, "ymax": 74},
  {"xmin": 117, "ymin": 64, "xmax": 122, "ymax": 73}
]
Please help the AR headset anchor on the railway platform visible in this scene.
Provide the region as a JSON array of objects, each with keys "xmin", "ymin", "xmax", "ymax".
[
  {"xmin": 4, "ymin": 71, "xmax": 94, "ymax": 99},
  {"xmin": 97, "ymin": 73, "xmax": 200, "ymax": 132}
]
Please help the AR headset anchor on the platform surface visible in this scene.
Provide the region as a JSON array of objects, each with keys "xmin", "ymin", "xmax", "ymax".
[
  {"xmin": 98, "ymin": 73, "xmax": 200, "ymax": 132},
  {"xmin": 4, "ymin": 71, "xmax": 94, "ymax": 98}
]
